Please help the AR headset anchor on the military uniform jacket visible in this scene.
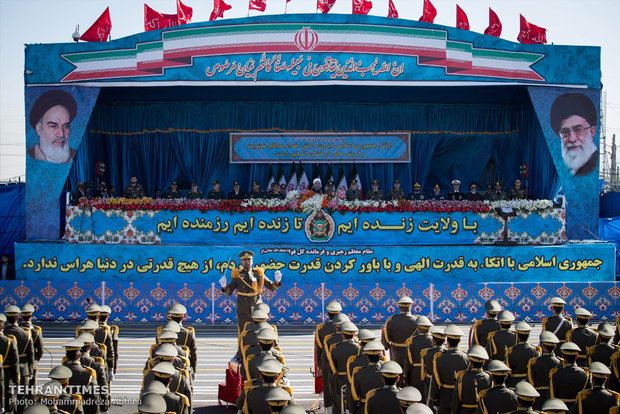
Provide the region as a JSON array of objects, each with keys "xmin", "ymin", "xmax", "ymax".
[
  {"xmin": 567, "ymin": 326, "xmax": 597, "ymax": 365},
  {"xmin": 487, "ymin": 330, "xmax": 517, "ymax": 362},
  {"xmin": 587, "ymin": 343, "xmax": 617, "ymax": 367},
  {"xmin": 350, "ymin": 362, "xmax": 383, "ymax": 414},
  {"xmin": 421, "ymin": 346, "xmax": 443, "ymax": 384},
  {"xmin": 527, "ymin": 352, "xmax": 562, "ymax": 391},
  {"xmin": 4, "ymin": 323, "xmax": 34, "ymax": 377},
  {"xmin": 239, "ymin": 382, "xmax": 293, "ymax": 414},
  {"xmin": 228, "ymin": 190, "xmax": 246, "ymax": 200},
  {"xmin": 608, "ymin": 351, "xmax": 620, "ymax": 392},
  {"xmin": 142, "ymin": 369, "xmax": 192, "ymax": 408},
  {"xmin": 59, "ymin": 391, "xmax": 84, "ymax": 414},
  {"xmin": 431, "ymin": 347, "xmax": 469, "ymax": 411},
  {"xmin": 346, "ymin": 189, "xmax": 362, "ymax": 201},
  {"xmin": 365, "ymin": 190, "xmax": 384, "ymax": 201},
  {"xmin": 431, "ymin": 193, "xmax": 446, "ymax": 200},
  {"xmin": 506, "ymin": 342, "xmax": 540, "ymax": 386},
  {"xmin": 123, "ymin": 183, "xmax": 144, "ymax": 198},
  {"xmin": 381, "ymin": 313, "xmax": 417, "ymax": 357},
  {"xmin": 186, "ymin": 191, "xmax": 203, "ymax": 200},
  {"xmin": 387, "ymin": 188, "xmax": 405, "ymax": 200},
  {"xmin": 223, "ymin": 266, "xmax": 281, "ymax": 318},
  {"xmin": 549, "ymin": 363, "xmax": 590, "ymax": 404},
  {"xmin": 451, "ymin": 368, "xmax": 492, "ymax": 413},
  {"xmin": 0, "ymin": 333, "xmax": 19, "ymax": 384},
  {"xmin": 80, "ymin": 354, "xmax": 109, "ymax": 411},
  {"xmin": 477, "ymin": 385, "xmax": 517, "ymax": 414},
  {"xmin": 329, "ymin": 340, "xmax": 360, "ymax": 376},
  {"xmin": 93, "ymin": 324, "xmax": 114, "ymax": 371},
  {"xmin": 19, "ymin": 322, "xmax": 43, "ymax": 363},
  {"xmin": 447, "ymin": 191, "xmax": 464, "ymax": 201},
  {"xmin": 177, "ymin": 325, "xmax": 197, "ymax": 372},
  {"xmin": 207, "ymin": 190, "xmax": 226, "ymax": 200},
  {"xmin": 63, "ymin": 360, "xmax": 99, "ymax": 414},
  {"xmin": 471, "ymin": 318, "xmax": 500, "ymax": 348},
  {"xmin": 575, "ymin": 387, "xmax": 620, "ymax": 414},
  {"xmin": 365, "ymin": 385, "xmax": 400, "ymax": 414},
  {"xmin": 164, "ymin": 190, "xmax": 184, "ymax": 199},
  {"xmin": 163, "ymin": 390, "xmax": 190, "ymax": 414},
  {"xmin": 407, "ymin": 191, "xmax": 426, "ymax": 200},
  {"xmin": 404, "ymin": 333, "xmax": 433, "ymax": 387},
  {"xmin": 315, "ymin": 322, "xmax": 336, "ymax": 374},
  {"xmin": 508, "ymin": 188, "xmax": 527, "ymax": 200},
  {"xmin": 248, "ymin": 190, "xmax": 264, "ymax": 199}
]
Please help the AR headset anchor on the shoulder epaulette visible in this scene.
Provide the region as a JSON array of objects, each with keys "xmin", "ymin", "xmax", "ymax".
[
  {"xmin": 71, "ymin": 394, "xmax": 83, "ymax": 401},
  {"xmin": 283, "ymin": 385, "xmax": 294, "ymax": 397},
  {"xmin": 175, "ymin": 391, "xmax": 190, "ymax": 407},
  {"xmin": 83, "ymin": 366, "xmax": 97, "ymax": 381}
]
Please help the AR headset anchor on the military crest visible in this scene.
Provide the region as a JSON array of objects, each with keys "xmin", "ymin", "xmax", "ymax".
[{"xmin": 304, "ymin": 209, "xmax": 335, "ymax": 243}]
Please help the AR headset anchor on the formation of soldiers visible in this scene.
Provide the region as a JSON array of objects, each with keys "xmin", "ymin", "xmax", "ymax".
[{"xmin": 315, "ymin": 296, "xmax": 620, "ymax": 414}]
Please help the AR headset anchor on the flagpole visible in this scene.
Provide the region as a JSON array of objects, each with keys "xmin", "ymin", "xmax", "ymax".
[
  {"xmin": 285, "ymin": 0, "xmax": 288, "ymax": 14},
  {"xmin": 248, "ymin": 0, "xmax": 251, "ymax": 17}
]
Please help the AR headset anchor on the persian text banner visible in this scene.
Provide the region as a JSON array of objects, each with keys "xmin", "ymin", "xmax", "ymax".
[{"xmin": 230, "ymin": 132, "xmax": 410, "ymax": 163}]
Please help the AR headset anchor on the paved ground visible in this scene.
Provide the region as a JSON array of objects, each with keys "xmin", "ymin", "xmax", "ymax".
[{"xmin": 34, "ymin": 322, "xmax": 546, "ymax": 413}]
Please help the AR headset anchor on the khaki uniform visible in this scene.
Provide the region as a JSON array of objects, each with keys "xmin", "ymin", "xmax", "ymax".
[
  {"xmin": 451, "ymin": 368, "xmax": 492, "ymax": 414},
  {"xmin": 327, "ymin": 338, "xmax": 360, "ymax": 414},
  {"xmin": 381, "ymin": 313, "xmax": 417, "ymax": 370},
  {"xmin": 364, "ymin": 385, "xmax": 400, "ymax": 414},
  {"xmin": 4, "ymin": 323, "xmax": 34, "ymax": 386},
  {"xmin": 477, "ymin": 384, "xmax": 517, "ymax": 414},
  {"xmin": 527, "ymin": 352, "xmax": 562, "ymax": 410},
  {"xmin": 574, "ymin": 387, "xmax": 620, "ymax": 414},
  {"xmin": 404, "ymin": 332, "xmax": 432, "ymax": 388},
  {"xmin": 470, "ymin": 318, "xmax": 500, "ymax": 348},
  {"xmin": 549, "ymin": 363, "xmax": 590, "ymax": 411},
  {"xmin": 431, "ymin": 347, "xmax": 469, "ymax": 414},
  {"xmin": 0, "ymin": 333, "xmax": 19, "ymax": 412},
  {"xmin": 123, "ymin": 183, "xmax": 144, "ymax": 198},
  {"xmin": 567, "ymin": 326, "xmax": 597, "ymax": 367},
  {"xmin": 349, "ymin": 361, "xmax": 383, "ymax": 414},
  {"xmin": 63, "ymin": 360, "xmax": 99, "ymax": 414},
  {"xmin": 505, "ymin": 342, "xmax": 540, "ymax": 388},
  {"xmin": 19, "ymin": 322, "xmax": 43, "ymax": 387},
  {"xmin": 487, "ymin": 329, "xmax": 517, "ymax": 362}
]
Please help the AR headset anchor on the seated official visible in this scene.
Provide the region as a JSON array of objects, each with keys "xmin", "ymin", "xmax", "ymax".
[
  {"xmin": 447, "ymin": 179, "xmax": 464, "ymax": 201},
  {"xmin": 164, "ymin": 181, "xmax": 184, "ymax": 199},
  {"xmin": 430, "ymin": 184, "xmax": 445, "ymax": 200},
  {"xmin": 248, "ymin": 181, "xmax": 264, "ymax": 199},
  {"xmin": 124, "ymin": 175, "xmax": 145, "ymax": 199},
  {"xmin": 325, "ymin": 179, "xmax": 336, "ymax": 194},
  {"xmin": 407, "ymin": 182, "xmax": 426, "ymax": 200},
  {"xmin": 72, "ymin": 182, "xmax": 90, "ymax": 205},
  {"xmin": 279, "ymin": 183, "xmax": 287, "ymax": 196},
  {"xmin": 366, "ymin": 179, "xmax": 384, "ymax": 201},
  {"xmin": 465, "ymin": 182, "xmax": 484, "ymax": 201},
  {"xmin": 487, "ymin": 181, "xmax": 507, "ymax": 201},
  {"xmin": 94, "ymin": 181, "xmax": 110, "ymax": 199},
  {"xmin": 346, "ymin": 179, "xmax": 362, "ymax": 201},
  {"xmin": 186, "ymin": 183, "xmax": 203, "ymax": 200},
  {"xmin": 387, "ymin": 179, "xmax": 405, "ymax": 200},
  {"xmin": 266, "ymin": 182, "xmax": 285, "ymax": 199},
  {"xmin": 509, "ymin": 178, "xmax": 528, "ymax": 200},
  {"xmin": 311, "ymin": 178, "xmax": 323, "ymax": 194},
  {"xmin": 228, "ymin": 181, "xmax": 246, "ymax": 200},
  {"xmin": 207, "ymin": 180, "xmax": 226, "ymax": 200},
  {"xmin": 153, "ymin": 189, "xmax": 162, "ymax": 199}
]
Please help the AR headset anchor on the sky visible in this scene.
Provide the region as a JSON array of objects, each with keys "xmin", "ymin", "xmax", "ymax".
[{"xmin": 1, "ymin": 0, "xmax": 619, "ymax": 180}]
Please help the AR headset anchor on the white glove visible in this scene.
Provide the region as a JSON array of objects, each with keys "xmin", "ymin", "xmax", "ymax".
[
  {"xmin": 219, "ymin": 276, "xmax": 227, "ymax": 288},
  {"xmin": 108, "ymin": 370, "xmax": 114, "ymax": 381},
  {"xmin": 274, "ymin": 270, "xmax": 282, "ymax": 282}
]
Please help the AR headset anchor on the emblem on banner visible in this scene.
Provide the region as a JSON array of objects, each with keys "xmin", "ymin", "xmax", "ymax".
[
  {"xmin": 305, "ymin": 210, "xmax": 335, "ymax": 243},
  {"xmin": 294, "ymin": 27, "xmax": 319, "ymax": 51}
]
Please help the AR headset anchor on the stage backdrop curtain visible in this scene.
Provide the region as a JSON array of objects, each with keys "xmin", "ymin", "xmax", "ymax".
[{"xmin": 70, "ymin": 100, "xmax": 557, "ymax": 198}]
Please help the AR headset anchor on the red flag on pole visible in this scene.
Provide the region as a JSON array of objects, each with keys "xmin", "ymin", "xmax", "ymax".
[
  {"xmin": 387, "ymin": 0, "xmax": 398, "ymax": 18},
  {"xmin": 317, "ymin": 0, "xmax": 336, "ymax": 14},
  {"xmin": 517, "ymin": 14, "xmax": 547, "ymax": 44},
  {"xmin": 456, "ymin": 5, "xmax": 469, "ymax": 30},
  {"xmin": 209, "ymin": 0, "xmax": 232, "ymax": 20},
  {"xmin": 177, "ymin": 0, "xmax": 193, "ymax": 25},
  {"xmin": 484, "ymin": 8, "xmax": 502, "ymax": 37},
  {"xmin": 80, "ymin": 7, "xmax": 112, "ymax": 42},
  {"xmin": 144, "ymin": 4, "xmax": 178, "ymax": 31},
  {"xmin": 419, "ymin": 0, "xmax": 437, "ymax": 23},
  {"xmin": 353, "ymin": 0, "xmax": 372, "ymax": 15},
  {"xmin": 249, "ymin": 0, "xmax": 267, "ymax": 12}
]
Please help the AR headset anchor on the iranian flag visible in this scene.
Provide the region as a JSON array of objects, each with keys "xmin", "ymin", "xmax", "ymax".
[
  {"xmin": 287, "ymin": 166, "xmax": 298, "ymax": 192},
  {"xmin": 298, "ymin": 165, "xmax": 310, "ymax": 192},
  {"xmin": 336, "ymin": 167, "xmax": 348, "ymax": 192}
]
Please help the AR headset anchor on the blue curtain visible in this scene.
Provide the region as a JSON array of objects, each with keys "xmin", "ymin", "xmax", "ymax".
[
  {"xmin": 69, "ymin": 100, "xmax": 557, "ymax": 198},
  {"xmin": 0, "ymin": 183, "xmax": 25, "ymax": 258}
]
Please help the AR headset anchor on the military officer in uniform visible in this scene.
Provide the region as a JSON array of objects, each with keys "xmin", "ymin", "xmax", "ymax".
[
  {"xmin": 542, "ymin": 297, "xmax": 573, "ymax": 356},
  {"xmin": 407, "ymin": 183, "xmax": 426, "ymax": 201},
  {"xmin": 207, "ymin": 180, "xmax": 226, "ymax": 200},
  {"xmin": 280, "ymin": 404, "xmax": 306, "ymax": 414},
  {"xmin": 541, "ymin": 398, "xmax": 569, "ymax": 414},
  {"xmin": 123, "ymin": 176, "xmax": 144, "ymax": 199},
  {"xmin": 141, "ymin": 380, "xmax": 189, "ymax": 414},
  {"xmin": 314, "ymin": 301, "xmax": 342, "ymax": 381},
  {"xmin": 326, "ymin": 321, "xmax": 359, "ymax": 414},
  {"xmin": 98, "ymin": 306, "xmax": 119, "ymax": 376},
  {"xmin": 470, "ymin": 300, "xmax": 501, "ymax": 348},
  {"xmin": 4, "ymin": 305, "xmax": 35, "ymax": 390},
  {"xmin": 506, "ymin": 321, "xmax": 540, "ymax": 388},
  {"xmin": 405, "ymin": 404, "xmax": 433, "ymax": 414},
  {"xmin": 611, "ymin": 348, "xmax": 620, "ymax": 393},
  {"xmin": 366, "ymin": 179, "xmax": 384, "ymax": 201},
  {"xmin": 36, "ymin": 380, "xmax": 71, "ymax": 414},
  {"xmin": 381, "ymin": 296, "xmax": 418, "ymax": 372},
  {"xmin": 220, "ymin": 251, "xmax": 282, "ymax": 336},
  {"xmin": 487, "ymin": 310, "xmax": 517, "ymax": 362},
  {"xmin": 509, "ymin": 380, "xmax": 539, "ymax": 414},
  {"xmin": 574, "ymin": 362, "xmax": 620, "ymax": 414},
  {"xmin": 163, "ymin": 181, "xmax": 183, "ymax": 199},
  {"xmin": 228, "ymin": 181, "xmax": 246, "ymax": 200},
  {"xmin": 430, "ymin": 184, "xmax": 445, "ymax": 200},
  {"xmin": 186, "ymin": 183, "xmax": 203, "ymax": 200},
  {"xmin": 387, "ymin": 179, "xmax": 405, "ymax": 201},
  {"xmin": 403, "ymin": 315, "xmax": 433, "ymax": 389},
  {"xmin": 248, "ymin": 181, "xmax": 264, "ymax": 199},
  {"xmin": 245, "ymin": 328, "xmax": 284, "ymax": 382},
  {"xmin": 145, "ymin": 344, "xmax": 191, "ymax": 378},
  {"xmin": 346, "ymin": 180, "xmax": 362, "ymax": 201},
  {"xmin": 345, "ymin": 329, "xmax": 377, "ymax": 386},
  {"xmin": 588, "ymin": 322, "xmax": 616, "ymax": 367},
  {"xmin": 142, "ymin": 361, "xmax": 192, "ymax": 413},
  {"xmin": 549, "ymin": 342, "xmax": 590, "ymax": 411},
  {"xmin": 19, "ymin": 304, "xmax": 43, "ymax": 388},
  {"xmin": 320, "ymin": 313, "xmax": 349, "ymax": 414},
  {"xmin": 364, "ymin": 361, "xmax": 402, "ymax": 414},
  {"xmin": 566, "ymin": 307, "xmax": 597, "ymax": 367},
  {"xmin": 0, "ymin": 313, "xmax": 19, "ymax": 413},
  {"xmin": 420, "ymin": 326, "xmax": 445, "ymax": 406},
  {"xmin": 83, "ymin": 304, "xmax": 114, "ymax": 380},
  {"xmin": 527, "ymin": 331, "xmax": 562, "ymax": 410},
  {"xmin": 431, "ymin": 325, "xmax": 469, "ymax": 414},
  {"xmin": 349, "ymin": 340, "xmax": 384, "ymax": 414},
  {"xmin": 48, "ymin": 365, "xmax": 84, "ymax": 414},
  {"xmin": 264, "ymin": 387, "xmax": 293, "ymax": 413},
  {"xmin": 477, "ymin": 360, "xmax": 517, "ymax": 414},
  {"xmin": 396, "ymin": 386, "xmax": 421, "ymax": 413},
  {"xmin": 62, "ymin": 339, "xmax": 100, "ymax": 414},
  {"xmin": 137, "ymin": 393, "xmax": 167, "ymax": 414},
  {"xmin": 77, "ymin": 333, "xmax": 109, "ymax": 413},
  {"xmin": 451, "ymin": 345, "xmax": 492, "ymax": 414},
  {"xmin": 165, "ymin": 304, "xmax": 196, "ymax": 376},
  {"xmin": 447, "ymin": 179, "xmax": 465, "ymax": 201},
  {"xmin": 236, "ymin": 359, "xmax": 292, "ymax": 414}
]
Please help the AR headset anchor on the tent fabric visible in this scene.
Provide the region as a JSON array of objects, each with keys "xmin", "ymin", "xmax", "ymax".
[
  {"xmin": 70, "ymin": 99, "xmax": 557, "ymax": 198},
  {"xmin": 0, "ymin": 183, "xmax": 25, "ymax": 258}
]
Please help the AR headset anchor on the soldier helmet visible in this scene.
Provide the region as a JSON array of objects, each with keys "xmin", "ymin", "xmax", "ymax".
[
  {"xmin": 85, "ymin": 303, "xmax": 101, "ymax": 314},
  {"xmin": 99, "ymin": 305, "xmax": 112, "ymax": 314},
  {"xmin": 444, "ymin": 324, "xmax": 463, "ymax": 338},
  {"xmin": 497, "ymin": 310, "xmax": 515, "ymax": 323},
  {"xmin": 38, "ymin": 380, "xmax": 64, "ymax": 398},
  {"xmin": 550, "ymin": 297, "xmax": 566, "ymax": 306},
  {"xmin": 540, "ymin": 331, "xmax": 560, "ymax": 345},
  {"xmin": 151, "ymin": 361, "xmax": 176, "ymax": 377},
  {"xmin": 77, "ymin": 333, "xmax": 95, "ymax": 345},
  {"xmin": 541, "ymin": 398, "xmax": 569, "ymax": 412},
  {"xmin": 79, "ymin": 319, "xmax": 99, "ymax": 331},
  {"xmin": 154, "ymin": 343, "xmax": 178, "ymax": 358},
  {"xmin": 574, "ymin": 307, "xmax": 592, "ymax": 318},
  {"xmin": 138, "ymin": 393, "xmax": 167, "ymax": 414},
  {"xmin": 257, "ymin": 328, "xmax": 277, "ymax": 343},
  {"xmin": 63, "ymin": 338, "xmax": 84, "ymax": 351},
  {"xmin": 0, "ymin": 313, "xmax": 6, "ymax": 324},
  {"xmin": 515, "ymin": 321, "xmax": 533, "ymax": 333},
  {"xmin": 341, "ymin": 321, "xmax": 359, "ymax": 334},
  {"xmin": 238, "ymin": 250, "xmax": 255, "ymax": 259},
  {"xmin": 415, "ymin": 315, "xmax": 433, "ymax": 327},
  {"xmin": 257, "ymin": 359, "xmax": 284, "ymax": 375},
  {"xmin": 23, "ymin": 404, "xmax": 51, "ymax": 414},
  {"xmin": 362, "ymin": 340, "xmax": 384, "ymax": 355},
  {"xmin": 486, "ymin": 359, "xmax": 511, "ymax": 374},
  {"xmin": 21, "ymin": 304, "xmax": 35, "ymax": 314},
  {"xmin": 398, "ymin": 296, "xmax": 413, "ymax": 306},
  {"xmin": 281, "ymin": 404, "xmax": 307, "ymax": 414},
  {"xmin": 326, "ymin": 300, "xmax": 343, "ymax": 313},
  {"xmin": 253, "ymin": 321, "xmax": 271, "ymax": 333},
  {"xmin": 331, "ymin": 312, "xmax": 350, "ymax": 326},
  {"xmin": 161, "ymin": 320, "xmax": 181, "ymax": 333},
  {"xmin": 4, "ymin": 305, "xmax": 20, "ymax": 315},
  {"xmin": 264, "ymin": 387, "xmax": 292, "ymax": 405},
  {"xmin": 254, "ymin": 303, "xmax": 271, "ymax": 314},
  {"xmin": 48, "ymin": 365, "xmax": 73, "ymax": 381},
  {"xmin": 484, "ymin": 300, "xmax": 501, "ymax": 313},
  {"xmin": 514, "ymin": 380, "xmax": 540, "ymax": 399},
  {"xmin": 597, "ymin": 322, "xmax": 614, "ymax": 338},
  {"xmin": 430, "ymin": 326, "xmax": 446, "ymax": 339},
  {"xmin": 166, "ymin": 303, "xmax": 187, "ymax": 316},
  {"xmin": 142, "ymin": 380, "xmax": 167, "ymax": 396},
  {"xmin": 251, "ymin": 308, "xmax": 269, "ymax": 321},
  {"xmin": 406, "ymin": 403, "xmax": 434, "ymax": 414},
  {"xmin": 397, "ymin": 386, "xmax": 422, "ymax": 403},
  {"xmin": 358, "ymin": 329, "xmax": 375, "ymax": 342},
  {"xmin": 414, "ymin": 182, "xmax": 421, "ymax": 188},
  {"xmin": 380, "ymin": 361, "xmax": 403, "ymax": 377},
  {"xmin": 589, "ymin": 361, "xmax": 611, "ymax": 377},
  {"xmin": 157, "ymin": 330, "xmax": 178, "ymax": 342},
  {"xmin": 467, "ymin": 345, "xmax": 489, "ymax": 361},
  {"xmin": 560, "ymin": 341, "xmax": 581, "ymax": 355}
]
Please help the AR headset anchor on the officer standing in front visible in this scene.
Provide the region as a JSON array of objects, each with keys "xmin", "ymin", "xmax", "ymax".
[{"xmin": 381, "ymin": 296, "xmax": 417, "ymax": 372}]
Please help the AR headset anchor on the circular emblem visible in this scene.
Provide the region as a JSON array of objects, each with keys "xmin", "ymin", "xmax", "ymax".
[
  {"xmin": 294, "ymin": 27, "xmax": 319, "ymax": 51},
  {"xmin": 305, "ymin": 209, "xmax": 335, "ymax": 243}
]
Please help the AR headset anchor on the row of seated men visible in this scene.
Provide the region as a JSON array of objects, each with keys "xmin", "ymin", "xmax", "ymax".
[{"xmin": 316, "ymin": 297, "xmax": 620, "ymax": 414}]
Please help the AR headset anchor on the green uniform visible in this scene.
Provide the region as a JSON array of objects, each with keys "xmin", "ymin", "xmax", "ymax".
[
  {"xmin": 164, "ymin": 190, "xmax": 184, "ymax": 199},
  {"xmin": 186, "ymin": 191, "xmax": 203, "ymax": 200},
  {"xmin": 123, "ymin": 183, "xmax": 144, "ymax": 199}
]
